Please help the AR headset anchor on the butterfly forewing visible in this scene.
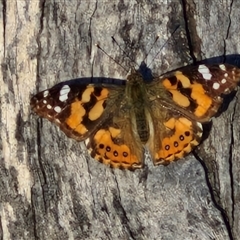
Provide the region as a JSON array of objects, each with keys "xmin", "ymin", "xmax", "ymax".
[
  {"xmin": 31, "ymin": 80, "xmax": 124, "ymax": 141},
  {"xmin": 142, "ymin": 63, "xmax": 240, "ymax": 165},
  {"xmin": 156, "ymin": 64, "xmax": 240, "ymax": 122}
]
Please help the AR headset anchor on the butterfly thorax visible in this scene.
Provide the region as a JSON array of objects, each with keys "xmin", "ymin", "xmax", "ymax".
[{"xmin": 126, "ymin": 70, "xmax": 150, "ymax": 143}]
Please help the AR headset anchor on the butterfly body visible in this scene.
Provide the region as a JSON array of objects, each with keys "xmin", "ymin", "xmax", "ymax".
[{"xmin": 31, "ymin": 63, "xmax": 240, "ymax": 169}]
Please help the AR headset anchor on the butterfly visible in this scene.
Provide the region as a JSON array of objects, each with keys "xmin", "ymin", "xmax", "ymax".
[{"xmin": 31, "ymin": 62, "xmax": 240, "ymax": 170}]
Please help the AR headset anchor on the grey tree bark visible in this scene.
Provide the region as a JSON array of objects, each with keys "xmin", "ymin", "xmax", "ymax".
[{"xmin": 1, "ymin": 0, "xmax": 240, "ymax": 239}]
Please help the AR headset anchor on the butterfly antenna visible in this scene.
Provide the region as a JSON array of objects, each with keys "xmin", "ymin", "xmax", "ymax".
[
  {"xmin": 111, "ymin": 36, "xmax": 139, "ymax": 67},
  {"xmin": 148, "ymin": 24, "xmax": 180, "ymax": 67},
  {"xmin": 142, "ymin": 35, "xmax": 160, "ymax": 63},
  {"xmin": 96, "ymin": 44, "xmax": 128, "ymax": 73}
]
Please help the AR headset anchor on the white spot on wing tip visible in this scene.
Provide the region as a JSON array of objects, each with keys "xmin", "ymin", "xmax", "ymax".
[
  {"xmin": 62, "ymin": 85, "xmax": 71, "ymax": 91},
  {"xmin": 43, "ymin": 90, "xmax": 49, "ymax": 98},
  {"xmin": 59, "ymin": 85, "xmax": 71, "ymax": 102},
  {"xmin": 219, "ymin": 64, "xmax": 226, "ymax": 71},
  {"xmin": 47, "ymin": 104, "xmax": 52, "ymax": 109},
  {"xmin": 221, "ymin": 78, "xmax": 227, "ymax": 84},
  {"xmin": 224, "ymin": 88, "xmax": 230, "ymax": 93},
  {"xmin": 54, "ymin": 106, "xmax": 61, "ymax": 113},
  {"xmin": 213, "ymin": 82, "xmax": 220, "ymax": 90},
  {"xmin": 198, "ymin": 65, "xmax": 212, "ymax": 80}
]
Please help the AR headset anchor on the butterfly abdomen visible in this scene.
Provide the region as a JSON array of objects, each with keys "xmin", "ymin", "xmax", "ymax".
[
  {"xmin": 135, "ymin": 110, "xmax": 149, "ymax": 143},
  {"xmin": 127, "ymin": 71, "xmax": 151, "ymax": 144}
]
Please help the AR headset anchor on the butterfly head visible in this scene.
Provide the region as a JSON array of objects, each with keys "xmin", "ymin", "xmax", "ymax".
[
  {"xmin": 127, "ymin": 61, "xmax": 153, "ymax": 85},
  {"xmin": 138, "ymin": 61, "xmax": 153, "ymax": 82}
]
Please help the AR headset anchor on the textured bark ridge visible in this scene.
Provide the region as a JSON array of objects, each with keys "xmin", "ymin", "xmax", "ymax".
[{"xmin": 1, "ymin": 1, "xmax": 240, "ymax": 239}]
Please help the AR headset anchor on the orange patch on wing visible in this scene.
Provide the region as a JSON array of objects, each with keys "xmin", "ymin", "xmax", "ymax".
[
  {"xmin": 66, "ymin": 87, "xmax": 109, "ymax": 134},
  {"xmin": 190, "ymin": 83, "xmax": 212, "ymax": 117},
  {"xmin": 109, "ymin": 127, "xmax": 121, "ymax": 137},
  {"xmin": 175, "ymin": 72, "xmax": 191, "ymax": 87},
  {"xmin": 191, "ymin": 83, "xmax": 205, "ymax": 96},
  {"xmin": 92, "ymin": 128, "xmax": 139, "ymax": 168},
  {"xmin": 169, "ymin": 90, "xmax": 190, "ymax": 107},
  {"xmin": 164, "ymin": 73, "xmax": 213, "ymax": 118},
  {"xmin": 65, "ymin": 100, "xmax": 88, "ymax": 135},
  {"xmin": 178, "ymin": 117, "xmax": 192, "ymax": 128},
  {"xmin": 164, "ymin": 118, "xmax": 176, "ymax": 129},
  {"xmin": 88, "ymin": 100, "xmax": 105, "ymax": 120},
  {"xmin": 163, "ymin": 72, "xmax": 191, "ymax": 90},
  {"xmin": 97, "ymin": 88, "xmax": 109, "ymax": 100},
  {"xmin": 88, "ymin": 88, "xmax": 109, "ymax": 120},
  {"xmin": 162, "ymin": 78, "xmax": 176, "ymax": 89},
  {"xmin": 74, "ymin": 124, "xmax": 88, "ymax": 135},
  {"xmin": 156, "ymin": 118, "xmax": 200, "ymax": 162},
  {"xmin": 81, "ymin": 87, "xmax": 94, "ymax": 102}
]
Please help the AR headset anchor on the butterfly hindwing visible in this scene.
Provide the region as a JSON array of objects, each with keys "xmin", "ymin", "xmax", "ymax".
[
  {"xmin": 85, "ymin": 116, "xmax": 144, "ymax": 169},
  {"xmin": 146, "ymin": 103, "xmax": 203, "ymax": 165}
]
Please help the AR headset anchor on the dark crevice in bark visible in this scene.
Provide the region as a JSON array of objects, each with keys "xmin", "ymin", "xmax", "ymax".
[
  {"xmin": 0, "ymin": 215, "xmax": 3, "ymax": 240},
  {"xmin": 181, "ymin": 1, "xmax": 235, "ymax": 237},
  {"xmin": 180, "ymin": 0, "xmax": 203, "ymax": 63},
  {"xmin": 36, "ymin": 0, "xmax": 46, "ymax": 88},
  {"xmin": 88, "ymin": 0, "xmax": 98, "ymax": 60},
  {"xmin": 113, "ymin": 178, "xmax": 137, "ymax": 240},
  {"xmin": 2, "ymin": 0, "xmax": 6, "ymax": 57},
  {"xmin": 229, "ymin": 100, "xmax": 237, "ymax": 235},
  {"xmin": 36, "ymin": 119, "xmax": 48, "ymax": 212},
  {"xmin": 30, "ymin": 119, "xmax": 45, "ymax": 239},
  {"xmin": 30, "ymin": 1, "xmax": 47, "ymax": 238},
  {"xmin": 225, "ymin": 0, "xmax": 234, "ymax": 39},
  {"xmin": 88, "ymin": 1, "xmax": 98, "ymax": 77},
  {"xmin": 30, "ymin": 186, "xmax": 38, "ymax": 239},
  {"xmin": 223, "ymin": 0, "xmax": 234, "ymax": 62},
  {"xmin": 193, "ymin": 153, "xmax": 234, "ymax": 240},
  {"xmin": 181, "ymin": 0, "xmax": 197, "ymax": 63},
  {"xmin": 34, "ymin": 0, "xmax": 48, "ymax": 212}
]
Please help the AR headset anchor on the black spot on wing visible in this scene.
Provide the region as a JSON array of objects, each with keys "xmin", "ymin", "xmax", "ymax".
[
  {"xmin": 168, "ymin": 76, "xmax": 178, "ymax": 86},
  {"xmin": 178, "ymin": 88, "xmax": 199, "ymax": 113},
  {"xmin": 82, "ymin": 94, "xmax": 97, "ymax": 111},
  {"xmin": 93, "ymin": 87, "xmax": 103, "ymax": 97},
  {"xmin": 179, "ymin": 87, "xmax": 191, "ymax": 96},
  {"xmin": 177, "ymin": 80, "xmax": 183, "ymax": 88}
]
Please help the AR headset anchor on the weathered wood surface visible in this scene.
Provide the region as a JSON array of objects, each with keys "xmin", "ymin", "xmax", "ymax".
[{"xmin": 1, "ymin": 0, "xmax": 240, "ymax": 239}]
